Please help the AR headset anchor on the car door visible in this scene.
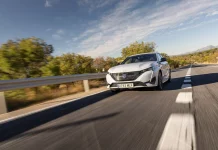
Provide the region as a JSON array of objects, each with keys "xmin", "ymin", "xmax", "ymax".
[
  {"xmin": 159, "ymin": 54, "xmax": 170, "ymax": 81},
  {"xmin": 157, "ymin": 53, "xmax": 164, "ymax": 76}
]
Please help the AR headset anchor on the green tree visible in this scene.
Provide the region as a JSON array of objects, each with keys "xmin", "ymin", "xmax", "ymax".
[
  {"xmin": 93, "ymin": 57, "xmax": 106, "ymax": 72},
  {"xmin": 115, "ymin": 57, "xmax": 124, "ymax": 63},
  {"xmin": 40, "ymin": 57, "xmax": 60, "ymax": 77},
  {"xmin": 104, "ymin": 57, "xmax": 118, "ymax": 71},
  {"xmin": 0, "ymin": 37, "xmax": 53, "ymax": 79},
  {"xmin": 160, "ymin": 53, "xmax": 170, "ymax": 59},
  {"xmin": 59, "ymin": 53, "xmax": 94, "ymax": 75},
  {"xmin": 122, "ymin": 41, "xmax": 156, "ymax": 58}
]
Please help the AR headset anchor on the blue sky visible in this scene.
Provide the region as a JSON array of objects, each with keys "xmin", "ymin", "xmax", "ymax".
[{"xmin": 1, "ymin": 0, "xmax": 218, "ymax": 57}]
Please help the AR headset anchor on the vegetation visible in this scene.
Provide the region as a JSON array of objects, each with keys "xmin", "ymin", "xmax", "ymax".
[
  {"xmin": 0, "ymin": 37, "xmax": 53, "ymax": 79},
  {"xmin": 1, "ymin": 37, "xmax": 217, "ymax": 111},
  {"xmin": 122, "ymin": 41, "xmax": 156, "ymax": 58},
  {"xmin": 168, "ymin": 48, "xmax": 218, "ymax": 68}
]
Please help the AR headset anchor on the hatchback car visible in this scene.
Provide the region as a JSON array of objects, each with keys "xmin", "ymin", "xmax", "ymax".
[{"xmin": 106, "ymin": 52, "xmax": 171, "ymax": 91}]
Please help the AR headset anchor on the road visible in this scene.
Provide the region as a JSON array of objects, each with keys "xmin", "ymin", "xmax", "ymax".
[{"xmin": 0, "ymin": 64, "xmax": 218, "ymax": 150}]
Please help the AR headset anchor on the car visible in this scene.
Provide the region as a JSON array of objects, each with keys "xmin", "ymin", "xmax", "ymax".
[{"xmin": 106, "ymin": 52, "xmax": 171, "ymax": 92}]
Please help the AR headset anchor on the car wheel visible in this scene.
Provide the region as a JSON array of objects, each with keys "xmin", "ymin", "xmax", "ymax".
[
  {"xmin": 156, "ymin": 72, "xmax": 163, "ymax": 90},
  {"xmin": 167, "ymin": 70, "xmax": 171, "ymax": 82}
]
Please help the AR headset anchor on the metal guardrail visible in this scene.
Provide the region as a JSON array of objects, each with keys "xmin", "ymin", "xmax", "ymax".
[
  {"xmin": 0, "ymin": 73, "xmax": 107, "ymax": 114},
  {"xmin": 0, "ymin": 73, "xmax": 107, "ymax": 92}
]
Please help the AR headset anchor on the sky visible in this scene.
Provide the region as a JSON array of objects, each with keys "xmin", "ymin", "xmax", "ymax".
[{"xmin": 1, "ymin": 0, "xmax": 218, "ymax": 57}]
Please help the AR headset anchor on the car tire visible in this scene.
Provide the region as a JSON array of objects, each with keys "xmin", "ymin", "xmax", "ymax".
[
  {"xmin": 167, "ymin": 70, "xmax": 171, "ymax": 82},
  {"xmin": 156, "ymin": 72, "xmax": 163, "ymax": 90}
]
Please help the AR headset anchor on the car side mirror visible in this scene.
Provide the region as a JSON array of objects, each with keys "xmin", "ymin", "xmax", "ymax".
[{"xmin": 161, "ymin": 58, "xmax": 167, "ymax": 62}]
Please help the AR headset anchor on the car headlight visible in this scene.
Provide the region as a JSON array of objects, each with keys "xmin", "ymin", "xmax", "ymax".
[{"xmin": 140, "ymin": 67, "xmax": 153, "ymax": 74}]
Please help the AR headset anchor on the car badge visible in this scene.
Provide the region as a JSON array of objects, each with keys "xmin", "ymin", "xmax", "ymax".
[{"xmin": 122, "ymin": 74, "xmax": 127, "ymax": 78}]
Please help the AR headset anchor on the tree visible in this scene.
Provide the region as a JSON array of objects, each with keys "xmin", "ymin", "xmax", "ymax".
[
  {"xmin": 115, "ymin": 57, "xmax": 124, "ymax": 63},
  {"xmin": 75, "ymin": 54, "xmax": 94, "ymax": 74},
  {"xmin": 93, "ymin": 57, "xmax": 106, "ymax": 72},
  {"xmin": 40, "ymin": 57, "xmax": 60, "ymax": 77},
  {"xmin": 59, "ymin": 53, "xmax": 94, "ymax": 75},
  {"xmin": 104, "ymin": 57, "xmax": 118, "ymax": 71},
  {"xmin": 0, "ymin": 37, "xmax": 53, "ymax": 79},
  {"xmin": 122, "ymin": 41, "xmax": 156, "ymax": 58},
  {"xmin": 160, "ymin": 53, "xmax": 169, "ymax": 59}
]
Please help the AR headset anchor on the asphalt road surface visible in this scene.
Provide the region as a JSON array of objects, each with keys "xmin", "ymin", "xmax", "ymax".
[{"xmin": 0, "ymin": 64, "xmax": 218, "ymax": 150}]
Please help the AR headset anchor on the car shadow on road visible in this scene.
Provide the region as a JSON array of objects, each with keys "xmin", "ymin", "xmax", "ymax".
[
  {"xmin": 190, "ymin": 73, "xmax": 218, "ymax": 87},
  {"xmin": 0, "ymin": 90, "xmax": 118, "ymax": 142}
]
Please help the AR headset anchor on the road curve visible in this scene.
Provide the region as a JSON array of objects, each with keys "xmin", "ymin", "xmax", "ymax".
[{"xmin": 0, "ymin": 64, "xmax": 218, "ymax": 150}]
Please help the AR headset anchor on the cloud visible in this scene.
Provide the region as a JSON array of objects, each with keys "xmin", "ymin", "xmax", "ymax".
[
  {"xmin": 52, "ymin": 29, "xmax": 65, "ymax": 40},
  {"xmin": 65, "ymin": 40, "xmax": 71, "ymax": 44},
  {"xmin": 52, "ymin": 34, "xmax": 62, "ymax": 40},
  {"xmin": 78, "ymin": 0, "xmax": 116, "ymax": 12},
  {"xmin": 177, "ymin": 18, "xmax": 218, "ymax": 31},
  {"xmin": 72, "ymin": 37, "xmax": 79, "ymax": 42},
  {"xmin": 206, "ymin": 10, "xmax": 218, "ymax": 16},
  {"xmin": 45, "ymin": 0, "xmax": 59, "ymax": 7},
  {"xmin": 46, "ymin": 28, "xmax": 52, "ymax": 32},
  {"xmin": 45, "ymin": 0, "xmax": 52, "ymax": 7},
  {"xmin": 76, "ymin": 0, "xmax": 218, "ymax": 57},
  {"xmin": 156, "ymin": 0, "xmax": 170, "ymax": 5},
  {"xmin": 212, "ymin": 11, "xmax": 218, "ymax": 16},
  {"xmin": 57, "ymin": 29, "xmax": 65, "ymax": 35}
]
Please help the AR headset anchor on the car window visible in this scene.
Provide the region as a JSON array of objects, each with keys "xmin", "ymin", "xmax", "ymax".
[
  {"xmin": 121, "ymin": 54, "xmax": 157, "ymax": 64},
  {"xmin": 123, "ymin": 57, "xmax": 132, "ymax": 64},
  {"xmin": 157, "ymin": 54, "xmax": 162, "ymax": 62}
]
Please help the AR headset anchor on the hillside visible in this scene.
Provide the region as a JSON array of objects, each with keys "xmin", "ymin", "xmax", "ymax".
[
  {"xmin": 173, "ymin": 45, "xmax": 218, "ymax": 56},
  {"xmin": 195, "ymin": 45, "xmax": 218, "ymax": 52},
  {"xmin": 169, "ymin": 48, "xmax": 218, "ymax": 68}
]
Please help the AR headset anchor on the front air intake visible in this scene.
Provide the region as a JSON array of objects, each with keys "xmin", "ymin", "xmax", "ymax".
[{"xmin": 111, "ymin": 71, "xmax": 141, "ymax": 81}]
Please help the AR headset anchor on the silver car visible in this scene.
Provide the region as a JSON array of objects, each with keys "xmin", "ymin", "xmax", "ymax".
[{"xmin": 106, "ymin": 52, "xmax": 171, "ymax": 92}]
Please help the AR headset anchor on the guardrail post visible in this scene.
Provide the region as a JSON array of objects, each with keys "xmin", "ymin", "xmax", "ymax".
[
  {"xmin": 0, "ymin": 92, "xmax": 7, "ymax": 114},
  {"xmin": 83, "ymin": 80, "xmax": 90, "ymax": 92}
]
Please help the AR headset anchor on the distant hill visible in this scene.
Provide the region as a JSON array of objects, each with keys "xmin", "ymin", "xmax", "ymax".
[
  {"xmin": 173, "ymin": 45, "xmax": 218, "ymax": 56},
  {"xmin": 195, "ymin": 45, "xmax": 218, "ymax": 52}
]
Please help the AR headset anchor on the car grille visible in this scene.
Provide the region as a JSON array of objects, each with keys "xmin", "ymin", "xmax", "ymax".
[{"xmin": 111, "ymin": 71, "xmax": 141, "ymax": 81}]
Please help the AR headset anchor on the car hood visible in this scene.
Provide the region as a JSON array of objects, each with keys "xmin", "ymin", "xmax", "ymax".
[{"xmin": 108, "ymin": 61, "xmax": 155, "ymax": 73}]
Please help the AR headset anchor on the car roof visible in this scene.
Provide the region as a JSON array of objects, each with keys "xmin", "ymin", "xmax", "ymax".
[{"xmin": 129, "ymin": 52, "xmax": 158, "ymax": 57}]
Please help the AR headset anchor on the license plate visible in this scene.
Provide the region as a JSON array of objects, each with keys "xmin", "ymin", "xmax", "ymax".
[{"xmin": 118, "ymin": 83, "xmax": 134, "ymax": 88}]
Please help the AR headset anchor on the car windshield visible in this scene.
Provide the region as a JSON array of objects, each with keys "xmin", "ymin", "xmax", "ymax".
[{"xmin": 121, "ymin": 54, "xmax": 157, "ymax": 64}]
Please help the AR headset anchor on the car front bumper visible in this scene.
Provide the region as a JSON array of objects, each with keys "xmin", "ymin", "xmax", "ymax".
[{"xmin": 106, "ymin": 70, "xmax": 158, "ymax": 89}]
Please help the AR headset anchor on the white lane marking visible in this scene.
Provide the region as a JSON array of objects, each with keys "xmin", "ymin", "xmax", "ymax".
[
  {"xmin": 185, "ymin": 76, "xmax": 191, "ymax": 79},
  {"xmin": 186, "ymin": 65, "xmax": 192, "ymax": 76},
  {"xmin": 182, "ymin": 66, "xmax": 192, "ymax": 88},
  {"xmin": 0, "ymin": 89, "xmax": 108, "ymax": 124},
  {"xmin": 187, "ymin": 68, "xmax": 191, "ymax": 73},
  {"xmin": 157, "ymin": 114, "xmax": 196, "ymax": 150},
  {"xmin": 187, "ymin": 72, "xmax": 191, "ymax": 75},
  {"xmin": 176, "ymin": 92, "xmax": 193, "ymax": 103},
  {"xmin": 181, "ymin": 84, "xmax": 192, "ymax": 89},
  {"xmin": 184, "ymin": 79, "xmax": 191, "ymax": 83}
]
